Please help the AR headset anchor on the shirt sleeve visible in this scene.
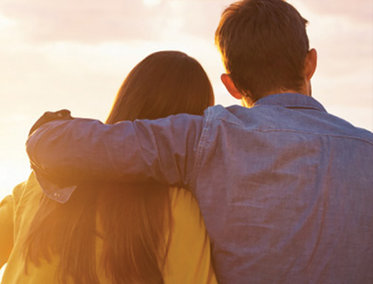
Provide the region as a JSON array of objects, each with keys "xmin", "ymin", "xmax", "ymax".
[
  {"xmin": 26, "ymin": 113, "xmax": 205, "ymax": 190},
  {"xmin": 0, "ymin": 194, "xmax": 14, "ymax": 268},
  {"xmin": 0, "ymin": 181, "xmax": 29, "ymax": 268}
]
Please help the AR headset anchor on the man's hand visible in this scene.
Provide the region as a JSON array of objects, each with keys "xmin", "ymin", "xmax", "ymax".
[{"xmin": 29, "ymin": 109, "xmax": 73, "ymax": 136}]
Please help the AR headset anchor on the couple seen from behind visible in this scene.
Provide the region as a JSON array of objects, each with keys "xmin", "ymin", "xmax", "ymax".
[{"xmin": 1, "ymin": 0, "xmax": 373, "ymax": 284}]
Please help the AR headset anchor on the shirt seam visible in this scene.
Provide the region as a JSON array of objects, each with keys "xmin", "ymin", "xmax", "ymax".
[
  {"xmin": 190, "ymin": 111, "xmax": 211, "ymax": 187},
  {"xmin": 241, "ymin": 128, "xmax": 373, "ymax": 146}
]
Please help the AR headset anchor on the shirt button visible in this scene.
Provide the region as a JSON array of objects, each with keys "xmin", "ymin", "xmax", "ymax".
[{"xmin": 53, "ymin": 192, "xmax": 61, "ymax": 198}]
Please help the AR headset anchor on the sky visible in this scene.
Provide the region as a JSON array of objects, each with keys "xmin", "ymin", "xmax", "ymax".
[{"xmin": 0, "ymin": 0, "xmax": 372, "ymax": 203}]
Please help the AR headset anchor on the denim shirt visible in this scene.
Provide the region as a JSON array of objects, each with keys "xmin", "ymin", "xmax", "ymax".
[{"xmin": 27, "ymin": 93, "xmax": 373, "ymax": 284}]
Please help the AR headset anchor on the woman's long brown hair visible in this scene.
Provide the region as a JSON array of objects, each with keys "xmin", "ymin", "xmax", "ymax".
[{"xmin": 24, "ymin": 51, "xmax": 214, "ymax": 283}]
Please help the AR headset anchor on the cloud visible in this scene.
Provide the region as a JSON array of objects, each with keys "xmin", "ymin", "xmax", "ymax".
[
  {"xmin": 0, "ymin": 0, "xmax": 170, "ymax": 43},
  {"xmin": 0, "ymin": 0, "xmax": 371, "ymax": 127},
  {"xmin": 1, "ymin": 0, "xmax": 371, "ymax": 44},
  {"xmin": 0, "ymin": 0, "xmax": 229, "ymax": 44},
  {"xmin": 295, "ymin": 0, "xmax": 373, "ymax": 23},
  {"xmin": 166, "ymin": 1, "xmax": 227, "ymax": 39}
]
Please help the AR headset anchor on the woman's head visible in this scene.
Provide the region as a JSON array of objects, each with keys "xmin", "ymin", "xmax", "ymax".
[
  {"xmin": 24, "ymin": 51, "xmax": 214, "ymax": 284},
  {"xmin": 106, "ymin": 51, "xmax": 214, "ymax": 124}
]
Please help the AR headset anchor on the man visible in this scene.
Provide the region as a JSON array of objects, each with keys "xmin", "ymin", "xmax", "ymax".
[{"xmin": 27, "ymin": 0, "xmax": 373, "ymax": 283}]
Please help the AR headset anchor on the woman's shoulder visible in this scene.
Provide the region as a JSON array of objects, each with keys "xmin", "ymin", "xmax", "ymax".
[
  {"xmin": 14, "ymin": 172, "xmax": 43, "ymax": 205},
  {"xmin": 9, "ymin": 172, "xmax": 44, "ymax": 233}
]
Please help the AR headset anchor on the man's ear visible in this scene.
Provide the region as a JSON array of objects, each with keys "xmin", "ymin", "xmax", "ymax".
[
  {"xmin": 304, "ymin": 48, "xmax": 317, "ymax": 81},
  {"xmin": 221, "ymin": 73, "xmax": 243, "ymax": 100}
]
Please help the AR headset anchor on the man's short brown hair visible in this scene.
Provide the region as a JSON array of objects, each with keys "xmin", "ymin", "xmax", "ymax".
[{"xmin": 215, "ymin": 0, "xmax": 309, "ymax": 101}]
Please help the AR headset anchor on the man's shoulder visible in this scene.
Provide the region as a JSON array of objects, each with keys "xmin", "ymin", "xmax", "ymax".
[
  {"xmin": 319, "ymin": 112, "xmax": 373, "ymax": 144},
  {"xmin": 204, "ymin": 105, "xmax": 245, "ymax": 125},
  {"xmin": 204, "ymin": 104, "xmax": 263, "ymax": 128},
  {"xmin": 204, "ymin": 103, "xmax": 373, "ymax": 146}
]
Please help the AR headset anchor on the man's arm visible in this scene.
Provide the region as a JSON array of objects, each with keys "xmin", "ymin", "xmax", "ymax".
[{"xmin": 26, "ymin": 113, "xmax": 205, "ymax": 188}]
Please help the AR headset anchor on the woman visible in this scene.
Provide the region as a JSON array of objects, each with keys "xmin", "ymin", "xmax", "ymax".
[{"xmin": 0, "ymin": 51, "xmax": 217, "ymax": 283}]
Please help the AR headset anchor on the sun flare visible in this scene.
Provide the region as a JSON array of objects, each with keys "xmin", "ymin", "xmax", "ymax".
[{"xmin": 0, "ymin": 14, "xmax": 15, "ymax": 30}]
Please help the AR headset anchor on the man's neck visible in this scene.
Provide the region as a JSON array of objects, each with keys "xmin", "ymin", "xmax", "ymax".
[
  {"xmin": 272, "ymin": 87, "xmax": 310, "ymax": 97},
  {"xmin": 242, "ymin": 87, "xmax": 310, "ymax": 108}
]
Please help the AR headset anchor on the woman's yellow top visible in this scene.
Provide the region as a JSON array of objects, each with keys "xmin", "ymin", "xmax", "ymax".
[{"xmin": 0, "ymin": 173, "xmax": 217, "ymax": 283}]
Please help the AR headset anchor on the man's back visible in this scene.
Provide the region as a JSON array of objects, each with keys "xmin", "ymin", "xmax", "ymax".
[
  {"xmin": 193, "ymin": 93, "xmax": 373, "ymax": 283},
  {"xmin": 27, "ymin": 93, "xmax": 373, "ymax": 284}
]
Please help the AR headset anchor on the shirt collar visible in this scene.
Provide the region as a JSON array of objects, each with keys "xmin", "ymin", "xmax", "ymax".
[{"xmin": 254, "ymin": 93, "xmax": 327, "ymax": 113}]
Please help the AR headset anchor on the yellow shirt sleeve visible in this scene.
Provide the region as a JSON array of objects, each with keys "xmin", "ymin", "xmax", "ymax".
[
  {"xmin": 0, "ymin": 179, "xmax": 27, "ymax": 269},
  {"xmin": 0, "ymin": 194, "xmax": 14, "ymax": 268},
  {"xmin": 163, "ymin": 188, "xmax": 217, "ymax": 284},
  {"xmin": 0, "ymin": 174, "xmax": 60, "ymax": 284}
]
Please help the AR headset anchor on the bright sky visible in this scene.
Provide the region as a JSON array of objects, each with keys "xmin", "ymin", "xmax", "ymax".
[{"xmin": 0, "ymin": 0, "xmax": 372, "ymax": 205}]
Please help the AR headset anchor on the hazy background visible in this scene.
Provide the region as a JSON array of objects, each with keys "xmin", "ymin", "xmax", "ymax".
[{"xmin": 0, "ymin": 0, "xmax": 372, "ymax": 200}]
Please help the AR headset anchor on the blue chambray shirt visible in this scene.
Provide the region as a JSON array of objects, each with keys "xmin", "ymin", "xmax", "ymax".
[{"xmin": 27, "ymin": 93, "xmax": 373, "ymax": 284}]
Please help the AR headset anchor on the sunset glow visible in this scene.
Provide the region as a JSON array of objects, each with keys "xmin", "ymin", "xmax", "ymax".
[
  {"xmin": 0, "ymin": 14, "xmax": 12, "ymax": 28},
  {"xmin": 143, "ymin": 0, "xmax": 162, "ymax": 7},
  {"xmin": 0, "ymin": 0, "xmax": 372, "ymax": 208}
]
